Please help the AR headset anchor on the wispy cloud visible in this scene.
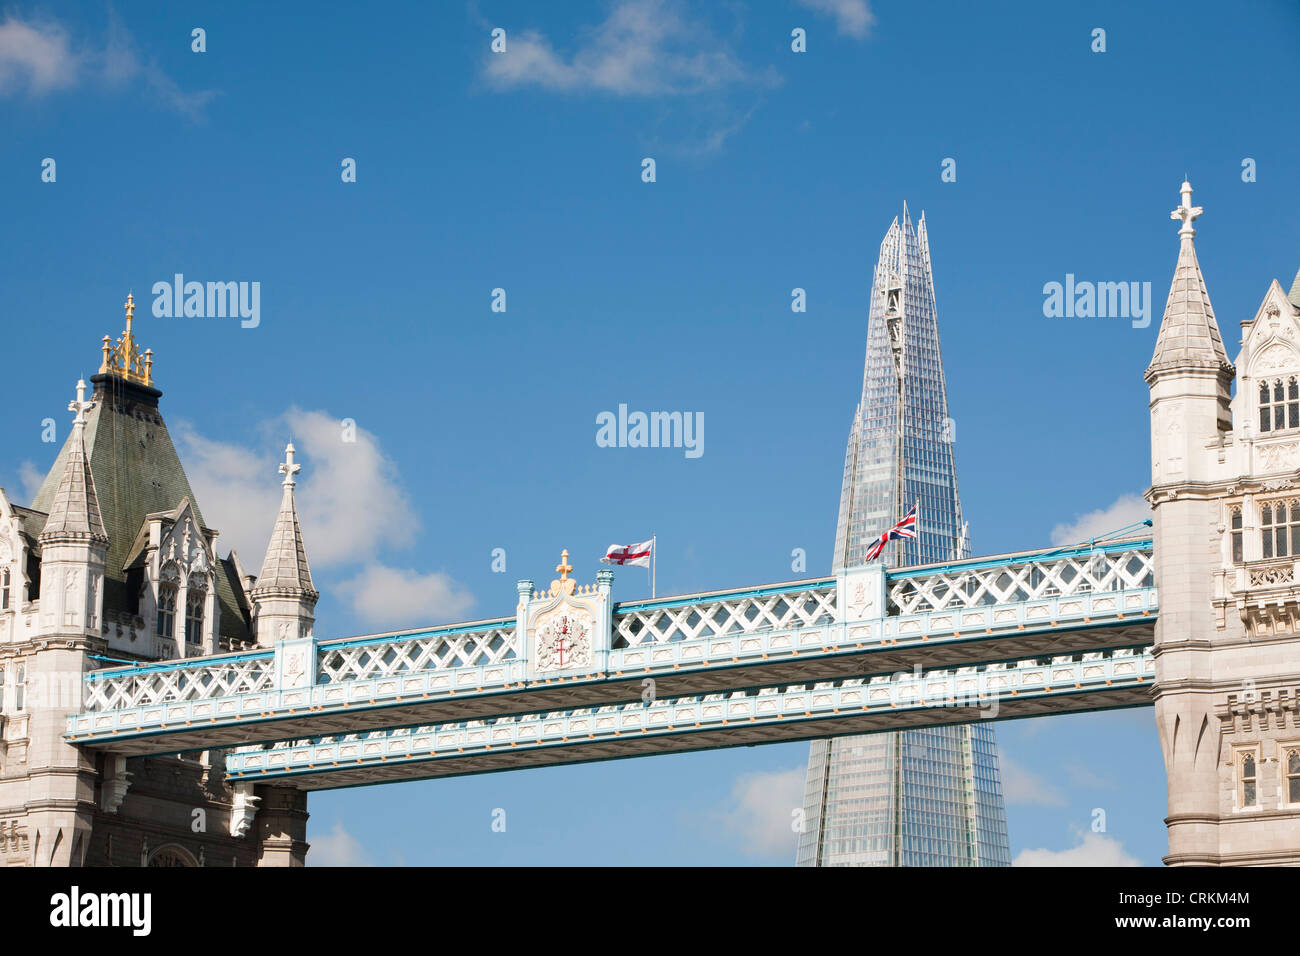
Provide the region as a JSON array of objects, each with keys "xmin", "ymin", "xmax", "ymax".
[
  {"xmin": 1013, "ymin": 831, "xmax": 1140, "ymax": 867},
  {"xmin": 1063, "ymin": 762, "xmax": 1119, "ymax": 791},
  {"xmin": 0, "ymin": 15, "xmax": 80, "ymax": 94},
  {"xmin": 697, "ymin": 767, "xmax": 804, "ymax": 859},
  {"xmin": 1050, "ymin": 492, "xmax": 1151, "ymax": 545},
  {"xmin": 308, "ymin": 821, "xmax": 374, "ymax": 866},
  {"xmin": 337, "ymin": 563, "xmax": 475, "ymax": 630},
  {"xmin": 483, "ymin": 0, "xmax": 773, "ymax": 96},
  {"xmin": 17, "ymin": 460, "xmax": 45, "ymax": 505},
  {"xmin": 1000, "ymin": 756, "xmax": 1066, "ymax": 807},
  {"xmin": 795, "ymin": 0, "xmax": 875, "ymax": 39},
  {"xmin": 0, "ymin": 12, "xmax": 215, "ymax": 117}
]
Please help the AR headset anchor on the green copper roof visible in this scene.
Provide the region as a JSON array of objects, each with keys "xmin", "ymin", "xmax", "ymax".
[{"xmin": 31, "ymin": 374, "xmax": 251, "ymax": 645}]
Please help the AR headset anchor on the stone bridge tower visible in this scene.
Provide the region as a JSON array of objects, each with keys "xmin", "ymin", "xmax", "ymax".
[
  {"xmin": 1148, "ymin": 181, "xmax": 1300, "ymax": 864},
  {"xmin": 0, "ymin": 298, "xmax": 312, "ymax": 865}
]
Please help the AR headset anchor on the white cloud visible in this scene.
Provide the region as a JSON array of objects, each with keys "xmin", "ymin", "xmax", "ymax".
[
  {"xmin": 174, "ymin": 410, "xmax": 475, "ymax": 629},
  {"xmin": 337, "ymin": 563, "xmax": 475, "ymax": 630},
  {"xmin": 0, "ymin": 15, "xmax": 80, "ymax": 94},
  {"xmin": 171, "ymin": 424, "xmax": 281, "ymax": 565},
  {"xmin": 0, "ymin": 12, "xmax": 214, "ymax": 116},
  {"xmin": 704, "ymin": 767, "xmax": 805, "ymax": 858},
  {"xmin": 308, "ymin": 821, "xmax": 374, "ymax": 866},
  {"xmin": 282, "ymin": 408, "xmax": 420, "ymax": 567},
  {"xmin": 1013, "ymin": 832, "xmax": 1140, "ymax": 867},
  {"xmin": 1050, "ymin": 492, "xmax": 1151, "ymax": 546},
  {"xmin": 1000, "ymin": 756, "xmax": 1066, "ymax": 807},
  {"xmin": 175, "ymin": 408, "xmax": 419, "ymax": 569},
  {"xmin": 484, "ymin": 0, "xmax": 768, "ymax": 96},
  {"xmin": 795, "ymin": 0, "xmax": 875, "ymax": 39}
]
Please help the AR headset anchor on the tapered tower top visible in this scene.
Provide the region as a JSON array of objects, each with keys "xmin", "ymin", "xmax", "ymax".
[
  {"xmin": 252, "ymin": 443, "xmax": 316, "ymax": 598},
  {"xmin": 1146, "ymin": 181, "xmax": 1233, "ymax": 382},
  {"xmin": 40, "ymin": 379, "xmax": 107, "ymax": 543}
]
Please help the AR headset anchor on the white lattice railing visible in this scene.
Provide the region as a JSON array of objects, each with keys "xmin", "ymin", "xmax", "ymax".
[
  {"xmin": 886, "ymin": 541, "xmax": 1154, "ymax": 616},
  {"xmin": 613, "ymin": 581, "xmax": 837, "ymax": 647},
  {"xmin": 316, "ymin": 620, "xmax": 518, "ymax": 683},
  {"xmin": 83, "ymin": 652, "xmax": 275, "ymax": 712}
]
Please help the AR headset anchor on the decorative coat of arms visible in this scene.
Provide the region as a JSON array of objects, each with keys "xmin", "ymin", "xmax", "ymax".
[{"xmin": 536, "ymin": 612, "xmax": 592, "ymax": 671}]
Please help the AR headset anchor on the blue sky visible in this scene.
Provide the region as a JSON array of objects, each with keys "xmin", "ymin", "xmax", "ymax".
[{"xmin": 3, "ymin": 0, "xmax": 1299, "ymax": 865}]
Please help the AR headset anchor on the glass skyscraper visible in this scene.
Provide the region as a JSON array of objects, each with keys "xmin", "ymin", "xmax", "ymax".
[{"xmin": 796, "ymin": 205, "xmax": 1011, "ymax": 867}]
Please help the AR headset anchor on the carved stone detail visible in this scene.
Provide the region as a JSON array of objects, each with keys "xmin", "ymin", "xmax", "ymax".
[
  {"xmin": 230, "ymin": 783, "xmax": 260, "ymax": 837},
  {"xmin": 1258, "ymin": 441, "xmax": 1299, "ymax": 471},
  {"xmin": 100, "ymin": 754, "xmax": 132, "ymax": 813}
]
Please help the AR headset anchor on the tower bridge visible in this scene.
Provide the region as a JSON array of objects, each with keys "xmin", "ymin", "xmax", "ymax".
[{"xmin": 5, "ymin": 180, "xmax": 1300, "ymax": 865}]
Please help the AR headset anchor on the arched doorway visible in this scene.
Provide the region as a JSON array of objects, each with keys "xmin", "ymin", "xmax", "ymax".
[{"xmin": 146, "ymin": 843, "xmax": 198, "ymax": 867}]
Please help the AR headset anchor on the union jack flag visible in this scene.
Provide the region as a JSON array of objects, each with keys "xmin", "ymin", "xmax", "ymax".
[{"xmin": 864, "ymin": 503, "xmax": 919, "ymax": 562}]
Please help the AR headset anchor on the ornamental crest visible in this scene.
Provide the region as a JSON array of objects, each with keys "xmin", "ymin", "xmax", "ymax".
[
  {"xmin": 536, "ymin": 612, "xmax": 592, "ymax": 671},
  {"xmin": 524, "ymin": 549, "xmax": 610, "ymax": 677}
]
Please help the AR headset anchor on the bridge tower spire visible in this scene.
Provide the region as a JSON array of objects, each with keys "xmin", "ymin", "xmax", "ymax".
[{"xmin": 250, "ymin": 442, "xmax": 318, "ymax": 647}]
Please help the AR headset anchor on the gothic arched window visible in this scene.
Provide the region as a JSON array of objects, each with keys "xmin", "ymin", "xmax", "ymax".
[
  {"xmin": 1259, "ymin": 377, "xmax": 1300, "ymax": 432},
  {"xmin": 1260, "ymin": 500, "xmax": 1300, "ymax": 558},
  {"xmin": 1240, "ymin": 753, "xmax": 1258, "ymax": 807},
  {"xmin": 1, "ymin": 568, "xmax": 9, "ymax": 610},
  {"xmin": 1287, "ymin": 749, "xmax": 1300, "ymax": 805},
  {"xmin": 185, "ymin": 589, "xmax": 205, "ymax": 645},
  {"xmin": 156, "ymin": 585, "xmax": 177, "ymax": 640}
]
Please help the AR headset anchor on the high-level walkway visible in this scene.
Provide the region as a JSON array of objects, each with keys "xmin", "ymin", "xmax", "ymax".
[{"xmin": 66, "ymin": 538, "xmax": 1156, "ymax": 788}]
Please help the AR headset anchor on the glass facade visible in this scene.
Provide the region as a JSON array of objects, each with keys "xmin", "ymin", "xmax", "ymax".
[{"xmin": 797, "ymin": 205, "xmax": 1010, "ymax": 867}]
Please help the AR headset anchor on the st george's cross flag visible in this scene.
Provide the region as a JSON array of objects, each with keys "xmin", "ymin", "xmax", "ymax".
[
  {"xmin": 602, "ymin": 540, "xmax": 653, "ymax": 568},
  {"xmin": 864, "ymin": 503, "xmax": 919, "ymax": 562}
]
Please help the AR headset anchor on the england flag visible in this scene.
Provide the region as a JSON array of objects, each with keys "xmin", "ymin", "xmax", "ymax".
[{"xmin": 602, "ymin": 540, "xmax": 653, "ymax": 568}]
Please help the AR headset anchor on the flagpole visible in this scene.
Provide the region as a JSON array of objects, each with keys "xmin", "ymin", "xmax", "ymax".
[{"xmin": 651, "ymin": 533, "xmax": 656, "ymax": 599}]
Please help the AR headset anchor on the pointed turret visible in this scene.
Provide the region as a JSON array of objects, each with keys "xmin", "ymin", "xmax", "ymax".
[
  {"xmin": 1288, "ymin": 265, "xmax": 1300, "ymax": 309},
  {"xmin": 39, "ymin": 380, "xmax": 106, "ymax": 544},
  {"xmin": 1145, "ymin": 181, "xmax": 1233, "ymax": 433},
  {"xmin": 1146, "ymin": 181, "xmax": 1233, "ymax": 380},
  {"xmin": 250, "ymin": 443, "xmax": 317, "ymax": 645},
  {"xmin": 37, "ymin": 379, "xmax": 108, "ymax": 639}
]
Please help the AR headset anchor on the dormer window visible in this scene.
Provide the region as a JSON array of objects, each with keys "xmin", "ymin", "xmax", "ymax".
[{"xmin": 1259, "ymin": 377, "xmax": 1299, "ymax": 432}]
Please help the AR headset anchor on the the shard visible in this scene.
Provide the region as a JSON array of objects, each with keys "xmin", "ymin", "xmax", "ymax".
[{"xmin": 796, "ymin": 205, "xmax": 1011, "ymax": 867}]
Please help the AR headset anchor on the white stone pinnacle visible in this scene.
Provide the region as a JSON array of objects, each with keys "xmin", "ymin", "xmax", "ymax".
[
  {"xmin": 279, "ymin": 441, "xmax": 300, "ymax": 488},
  {"xmin": 68, "ymin": 378, "xmax": 95, "ymax": 427},
  {"xmin": 1171, "ymin": 179, "xmax": 1202, "ymax": 241}
]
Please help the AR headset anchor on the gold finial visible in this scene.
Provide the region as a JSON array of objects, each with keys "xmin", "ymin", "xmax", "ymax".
[
  {"xmin": 551, "ymin": 549, "xmax": 576, "ymax": 595},
  {"xmin": 98, "ymin": 291, "xmax": 153, "ymax": 386}
]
